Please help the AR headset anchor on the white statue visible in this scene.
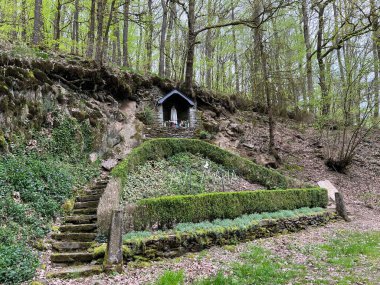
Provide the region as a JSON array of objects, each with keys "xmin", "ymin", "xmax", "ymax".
[{"xmin": 170, "ymin": 106, "xmax": 178, "ymax": 125}]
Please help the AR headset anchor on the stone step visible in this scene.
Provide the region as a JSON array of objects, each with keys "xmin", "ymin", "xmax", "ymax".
[
  {"xmin": 76, "ymin": 194, "xmax": 102, "ymax": 202},
  {"xmin": 72, "ymin": 207, "xmax": 97, "ymax": 215},
  {"xmin": 91, "ymin": 184, "xmax": 107, "ymax": 190},
  {"xmin": 74, "ymin": 201, "xmax": 99, "ymax": 209},
  {"xmin": 51, "ymin": 252, "xmax": 94, "ymax": 263},
  {"xmin": 59, "ymin": 224, "xmax": 97, "ymax": 233},
  {"xmin": 64, "ymin": 215, "xmax": 97, "ymax": 224},
  {"xmin": 47, "ymin": 265, "xmax": 103, "ymax": 279},
  {"xmin": 51, "ymin": 233, "xmax": 97, "ymax": 242},
  {"xmin": 84, "ymin": 189, "xmax": 104, "ymax": 196},
  {"xmin": 52, "ymin": 242, "xmax": 93, "ymax": 252}
]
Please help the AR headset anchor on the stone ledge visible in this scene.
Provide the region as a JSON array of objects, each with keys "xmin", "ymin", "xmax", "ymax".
[{"xmin": 120, "ymin": 211, "xmax": 337, "ymax": 262}]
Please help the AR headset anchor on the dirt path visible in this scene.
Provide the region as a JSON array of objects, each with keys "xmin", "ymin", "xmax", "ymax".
[{"xmin": 42, "ymin": 204, "xmax": 379, "ymax": 285}]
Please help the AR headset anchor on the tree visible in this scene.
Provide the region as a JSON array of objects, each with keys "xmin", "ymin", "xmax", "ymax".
[
  {"xmin": 86, "ymin": 0, "xmax": 96, "ymax": 58},
  {"xmin": 159, "ymin": 0, "xmax": 169, "ymax": 76},
  {"xmin": 32, "ymin": 0, "xmax": 43, "ymax": 45},
  {"xmin": 123, "ymin": 0, "xmax": 130, "ymax": 67}
]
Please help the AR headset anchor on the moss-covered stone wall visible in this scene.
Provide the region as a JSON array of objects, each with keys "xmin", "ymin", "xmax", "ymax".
[{"xmin": 118, "ymin": 212, "xmax": 336, "ymax": 262}]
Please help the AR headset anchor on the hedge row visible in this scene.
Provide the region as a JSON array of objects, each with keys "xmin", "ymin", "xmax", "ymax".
[
  {"xmin": 132, "ymin": 188, "xmax": 328, "ymax": 230},
  {"xmin": 112, "ymin": 138, "xmax": 303, "ymax": 189}
]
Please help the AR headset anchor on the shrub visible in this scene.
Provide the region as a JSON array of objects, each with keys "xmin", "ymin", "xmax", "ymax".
[
  {"xmin": 132, "ymin": 188, "xmax": 328, "ymax": 230},
  {"xmin": 0, "ymin": 243, "xmax": 39, "ymax": 285},
  {"xmin": 136, "ymin": 106, "xmax": 155, "ymax": 125},
  {"xmin": 112, "ymin": 138, "xmax": 303, "ymax": 190}
]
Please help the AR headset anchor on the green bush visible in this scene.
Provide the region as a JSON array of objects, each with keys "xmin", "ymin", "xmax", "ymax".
[
  {"xmin": 112, "ymin": 138, "xmax": 302, "ymax": 190},
  {"xmin": 0, "ymin": 243, "xmax": 39, "ymax": 285},
  {"xmin": 136, "ymin": 106, "xmax": 155, "ymax": 125},
  {"xmin": 132, "ymin": 188, "xmax": 328, "ymax": 230},
  {"xmin": 124, "ymin": 207, "xmax": 325, "ymax": 241}
]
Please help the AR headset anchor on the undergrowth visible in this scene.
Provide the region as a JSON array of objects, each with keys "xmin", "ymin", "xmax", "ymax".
[
  {"xmin": 123, "ymin": 152, "xmax": 244, "ymax": 203},
  {"xmin": 154, "ymin": 231, "xmax": 380, "ymax": 285},
  {"xmin": 123, "ymin": 207, "xmax": 325, "ymax": 242},
  {"xmin": 0, "ymin": 116, "xmax": 99, "ymax": 284}
]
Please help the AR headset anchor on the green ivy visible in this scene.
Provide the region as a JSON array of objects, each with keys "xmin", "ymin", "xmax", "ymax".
[{"xmin": 0, "ymin": 243, "xmax": 39, "ymax": 285}]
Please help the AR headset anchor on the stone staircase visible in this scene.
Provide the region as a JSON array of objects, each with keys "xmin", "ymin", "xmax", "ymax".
[{"xmin": 46, "ymin": 177, "xmax": 109, "ymax": 278}]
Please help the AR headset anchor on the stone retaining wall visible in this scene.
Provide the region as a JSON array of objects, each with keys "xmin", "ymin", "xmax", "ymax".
[{"xmin": 122, "ymin": 212, "xmax": 337, "ymax": 261}]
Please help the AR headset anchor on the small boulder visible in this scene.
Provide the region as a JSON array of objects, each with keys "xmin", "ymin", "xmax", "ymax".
[
  {"xmin": 101, "ymin": 159, "xmax": 118, "ymax": 171},
  {"xmin": 256, "ymin": 154, "xmax": 278, "ymax": 169},
  {"xmin": 89, "ymin": 153, "xmax": 98, "ymax": 163}
]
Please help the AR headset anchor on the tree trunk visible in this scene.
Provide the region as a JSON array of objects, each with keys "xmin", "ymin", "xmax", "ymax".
[
  {"xmin": 252, "ymin": 1, "xmax": 263, "ymax": 103},
  {"xmin": 32, "ymin": 0, "xmax": 43, "ymax": 45},
  {"xmin": 102, "ymin": 0, "xmax": 116, "ymax": 63},
  {"xmin": 301, "ymin": 0, "xmax": 313, "ymax": 112},
  {"xmin": 86, "ymin": 0, "xmax": 96, "ymax": 58},
  {"xmin": 21, "ymin": 0, "xmax": 27, "ymax": 41},
  {"xmin": 371, "ymin": 0, "xmax": 379, "ymax": 118},
  {"xmin": 258, "ymin": 31, "xmax": 278, "ymax": 161},
  {"xmin": 71, "ymin": 0, "xmax": 80, "ymax": 54},
  {"xmin": 165, "ymin": 0, "xmax": 175, "ymax": 78},
  {"xmin": 123, "ymin": 0, "xmax": 130, "ymax": 67},
  {"xmin": 184, "ymin": 0, "xmax": 196, "ymax": 93},
  {"xmin": 145, "ymin": 0, "xmax": 153, "ymax": 73},
  {"xmin": 113, "ymin": 11, "xmax": 121, "ymax": 65},
  {"xmin": 231, "ymin": 3, "xmax": 239, "ymax": 93},
  {"xmin": 317, "ymin": 3, "xmax": 329, "ymax": 116},
  {"xmin": 53, "ymin": 0, "xmax": 62, "ymax": 49},
  {"xmin": 95, "ymin": 0, "xmax": 107, "ymax": 64},
  {"xmin": 159, "ymin": 0, "xmax": 169, "ymax": 76},
  {"xmin": 205, "ymin": 0, "xmax": 213, "ymax": 89}
]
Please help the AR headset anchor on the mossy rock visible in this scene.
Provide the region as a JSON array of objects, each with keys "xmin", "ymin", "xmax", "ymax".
[
  {"xmin": 0, "ymin": 81, "xmax": 10, "ymax": 96},
  {"xmin": 61, "ymin": 199, "xmax": 75, "ymax": 213},
  {"xmin": 92, "ymin": 243, "xmax": 107, "ymax": 259}
]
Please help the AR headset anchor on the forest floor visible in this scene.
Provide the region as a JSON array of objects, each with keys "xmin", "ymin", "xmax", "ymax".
[
  {"xmin": 32, "ymin": 111, "xmax": 380, "ymax": 285},
  {"xmin": 43, "ymin": 205, "xmax": 380, "ymax": 285}
]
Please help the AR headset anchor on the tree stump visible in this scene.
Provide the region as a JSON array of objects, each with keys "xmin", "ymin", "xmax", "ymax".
[{"xmin": 335, "ymin": 192, "xmax": 350, "ymax": 222}]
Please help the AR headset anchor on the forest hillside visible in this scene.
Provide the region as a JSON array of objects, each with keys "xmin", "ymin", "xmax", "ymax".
[{"xmin": 0, "ymin": 0, "xmax": 379, "ymax": 284}]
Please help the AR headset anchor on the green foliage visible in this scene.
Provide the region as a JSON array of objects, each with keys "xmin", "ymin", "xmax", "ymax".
[
  {"xmin": 113, "ymin": 138, "xmax": 302, "ymax": 191},
  {"xmin": 198, "ymin": 130, "xmax": 211, "ymax": 140},
  {"xmin": 0, "ymin": 244, "xmax": 39, "ymax": 285},
  {"xmin": 153, "ymin": 270, "xmax": 185, "ymax": 285},
  {"xmin": 123, "ymin": 153, "xmax": 244, "ymax": 203},
  {"xmin": 136, "ymin": 106, "xmax": 155, "ymax": 125},
  {"xmin": 0, "ymin": 115, "xmax": 99, "ymax": 284},
  {"xmin": 195, "ymin": 246, "xmax": 301, "ymax": 285},
  {"xmin": 132, "ymin": 188, "xmax": 328, "ymax": 230},
  {"xmin": 319, "ymin": 231, "xmax": 380, "ymax": 269},
  {"xmin": 124, "ymin": 207, "xmax": 325, "ymax": 242}
]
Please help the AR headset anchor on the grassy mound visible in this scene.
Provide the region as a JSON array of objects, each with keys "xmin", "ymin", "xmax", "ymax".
[
  {"xmin": 112, "ymin": 138, "xmax": 304, "ymax": 190},
  {"xmin": 122, "ymin": 152, "xmax": 259, "ymax": 203}
]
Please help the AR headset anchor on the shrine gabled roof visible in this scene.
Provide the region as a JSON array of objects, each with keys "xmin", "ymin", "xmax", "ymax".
[{"xmin": 157, "ymin": 89, "xmax": 195, "ymax": 106}]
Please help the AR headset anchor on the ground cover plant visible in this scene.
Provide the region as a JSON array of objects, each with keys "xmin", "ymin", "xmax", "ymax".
[
  {"xmin": 112, "ymin": 138, "xmax": 302, "ymax": 191},
  {"xmin": 124, "ymin": 207, "xmax": 326, "ymax": 242},
  {"xmin": 123, "ymin": 152, "xmax": 252, "ymax": 203},
  {"xmin": 0, "ymin": 116, "xmax": 99, "ymax": 284},
  {"xmin": 152, "ymin": 231, "xmax": 380, "ymax": 285}
]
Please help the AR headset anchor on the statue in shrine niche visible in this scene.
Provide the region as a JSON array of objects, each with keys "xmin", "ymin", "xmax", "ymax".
[
  {"xmin": 170, "ymin": 106, "xmax": 178, "ymax": 127},
  {"xmin": 156, "ymin": 89, "xmax": 197, "ymax": 129}
]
